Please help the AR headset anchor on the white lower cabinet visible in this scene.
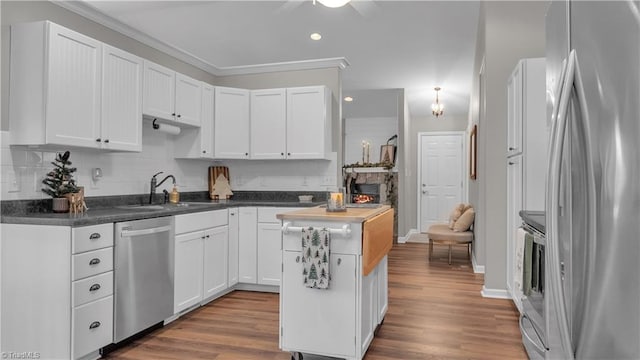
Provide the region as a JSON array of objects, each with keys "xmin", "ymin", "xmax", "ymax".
[
  {"xmin": 257, "ymin": 223, "xmax": 282, "ymax": 286},
  {"xmin": 0, "ymin": 223, "xmax": 114, "ymax": 360},
  {"xmin": 281, "ymin": 251, "xmax": 357, "ymax": 357},
  {"xmin": 238, "ymin": 207, "xmax": 258, "ymax": 283},
  {"xmin": 174, "ymin": 210, "xmax": 229, "ymax": 314},
  {"xmin": 228, "ymin": 208, "xmax": 240, "ymax": 286}
]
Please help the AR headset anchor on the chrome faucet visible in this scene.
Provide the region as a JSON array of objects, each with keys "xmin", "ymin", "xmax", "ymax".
[{"xmin": 150, "ymin": 172, "xmax": 176, "ymax": 204}]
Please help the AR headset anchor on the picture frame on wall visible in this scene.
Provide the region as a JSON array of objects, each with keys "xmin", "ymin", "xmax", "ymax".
[
  {"xmin": 380, "ymin": 144, "xmax": 395, "ymax": 165},
  {"xmin": 470, "ymin": 124, "xmax": 477, "ymax": 179}
]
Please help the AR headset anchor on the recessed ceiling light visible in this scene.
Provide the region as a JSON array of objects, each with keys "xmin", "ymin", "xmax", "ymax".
[
  {"xmin": 344, "ymin": 96, "xmax": 353, "ymax": 102},
  {"xmin": 310, "ymin": 33, "xmax": 322, "ymax": 41}
]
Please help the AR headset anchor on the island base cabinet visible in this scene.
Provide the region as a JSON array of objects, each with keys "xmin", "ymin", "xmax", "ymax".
[{"xmin": 281, "ymin": 251, "xmax": 357, "ymax": 359}]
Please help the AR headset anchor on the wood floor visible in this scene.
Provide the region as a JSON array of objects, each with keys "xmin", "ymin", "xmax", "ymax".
[{"xmin": 104, "ymin": 243, "xmax": 526, "ymax": 360}]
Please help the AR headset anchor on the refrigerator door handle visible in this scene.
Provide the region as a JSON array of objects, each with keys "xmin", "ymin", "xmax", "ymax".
[{"xmin": 547, "ymin": 50, "xmax": 576, "ymax": 360}]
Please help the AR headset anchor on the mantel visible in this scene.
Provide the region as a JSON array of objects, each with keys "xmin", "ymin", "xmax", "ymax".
[{"xmin": 344, "ymin": 167, "xmax": 398, "ymax": 173}]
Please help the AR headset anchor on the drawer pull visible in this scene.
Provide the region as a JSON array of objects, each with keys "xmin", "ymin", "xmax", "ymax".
[
  {"xmin": 337, "ymin": 258, "xmax": 342, "ymax": 266},
  {"xmin": 89, "ymin": 284, "xmax": 101, "ymax": 292},
  {"xmin": 89, "ymin": 233, "xmax": 101, "ymax": 240},
  {"xmin": 89, "ymin": 258, "xmax": 101, "ymax": 266},
  {"xmin": 89, "ymin": 321, "xmax": 101, "ymax": 330},
  {"xmin": 296, "ymin": 256, "xmax": 300, "ymax": 263}
]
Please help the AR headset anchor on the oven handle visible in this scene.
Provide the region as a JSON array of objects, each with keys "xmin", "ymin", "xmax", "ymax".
[{"xmin": 121, "ymin": 225, "xmax": 172, "ymax": 238}]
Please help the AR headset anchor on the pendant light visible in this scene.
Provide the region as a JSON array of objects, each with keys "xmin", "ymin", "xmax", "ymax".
[
  {"xmin": 315, "ymin": 0, "xmax": 351, "ymax": 8},
  {"xmin": 431, "ymin": 87, "xmax": 444, "ymax": 117}
]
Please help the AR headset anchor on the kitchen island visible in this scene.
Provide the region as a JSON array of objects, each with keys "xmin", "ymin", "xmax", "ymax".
[{"xmin": 277, "ymin": 205, "xmax": 393, "ymax": 360}]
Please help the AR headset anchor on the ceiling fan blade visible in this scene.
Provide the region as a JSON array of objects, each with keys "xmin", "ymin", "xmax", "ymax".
[
  {"xmin": 350, "ymin": 0, "xmax": 379, "ymax": 17},
  {"xmin": 275, "ymin": 0, "xmax": 306, "ymax": 14}
]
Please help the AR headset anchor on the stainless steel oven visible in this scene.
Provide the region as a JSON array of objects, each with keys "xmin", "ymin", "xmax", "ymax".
[{"xmin": 520, "ymin": 224, "xmax": 546, "ymax": 359}]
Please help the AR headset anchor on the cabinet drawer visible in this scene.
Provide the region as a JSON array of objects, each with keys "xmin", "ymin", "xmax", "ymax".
[
  {"xmin": 73, "ymin": 247, "xmax": 113, "ymax": 281},
  {"xmin": 176, "ymin": 210, "xmax": 227, "ymax": 234},
  {"xmin": 72, "ymin": 223, "xmax": 114, "ymax": 254},
  {"xmin": 73, "ymin": 271, "xmax": 113, "ymax": 307},
  {"xmin": 258, "ymin": 207, "xmax": 297, "ymax": 223},
  {"xmin": 73, "ymin": 295, "xmax": 113, "ymax": 359}
]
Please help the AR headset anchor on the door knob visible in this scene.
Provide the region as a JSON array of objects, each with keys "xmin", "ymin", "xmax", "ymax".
[{"xmin": 422, "ymin": 190, "xmax": 428, "ymax": 195}]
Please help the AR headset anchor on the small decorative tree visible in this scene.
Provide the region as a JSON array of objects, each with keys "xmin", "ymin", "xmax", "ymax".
[{"xmin": 42, "ymin": 151, "xmax": 79, "ymax": 199}]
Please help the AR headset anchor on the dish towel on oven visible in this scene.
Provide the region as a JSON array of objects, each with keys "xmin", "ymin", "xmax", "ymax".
[{"xmin": 301, "ymin": 227, "xmax": 330, "ymax": 289}]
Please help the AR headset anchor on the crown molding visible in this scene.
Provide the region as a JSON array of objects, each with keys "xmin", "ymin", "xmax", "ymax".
[{"xmin": 51, "ymin": 1, "xmax": 349, "ymax": 77}]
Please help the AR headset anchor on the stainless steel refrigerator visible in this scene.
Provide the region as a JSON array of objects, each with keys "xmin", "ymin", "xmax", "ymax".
[{"xmin": 545, "ymin": 1, "xmax": 640, "ymax": 359}]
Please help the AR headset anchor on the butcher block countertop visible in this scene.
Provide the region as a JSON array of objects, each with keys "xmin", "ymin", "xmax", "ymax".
[{"xmin": 276, "ymin": 204, "xmax": 392, "ymax": 223}]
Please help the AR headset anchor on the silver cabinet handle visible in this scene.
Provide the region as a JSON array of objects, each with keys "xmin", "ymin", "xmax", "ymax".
[
  {"xmin": 89, "ymin": 233, "xmax": 101, "ymax": 240},
  {"xmin": 337, "ymin": 258, "xmax": 342, "ymax": 266},
  {"xmin": 296, "ymin": 256, "xmax": 300, "ymax": 263},
  {"xmin": 89, "ymin": 284, "xmax": 101, "ymax": 292},
  {"xmin": 89, "ymin": 321, "xmax": 101, "ymax": 329},
  {"xmin": 89, "ymin": 258, "xmax": 101, "ymax": 266}
]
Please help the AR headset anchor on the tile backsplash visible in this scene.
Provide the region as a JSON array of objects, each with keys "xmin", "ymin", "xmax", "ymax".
[{"xmin": 0, "ymin": 128, "xmax": 338, "ymax": 201}]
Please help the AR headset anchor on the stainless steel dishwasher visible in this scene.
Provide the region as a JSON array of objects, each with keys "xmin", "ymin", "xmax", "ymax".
[{"xmin": 114, "ymin": 216, "xmax": 174, "ymax": 342}]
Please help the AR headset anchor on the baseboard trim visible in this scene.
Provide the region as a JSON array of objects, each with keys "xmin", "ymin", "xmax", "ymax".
[
  {"xmin": 481, "ymin": 286, "xmax": 511, "ymax": 299},
  {"xmin": 472, "ymin": 253, "xmax": 485, "ymax": 273},
  {"xmin": 398, "ymin": 228, "xmax": 419, "ymax": 243}
]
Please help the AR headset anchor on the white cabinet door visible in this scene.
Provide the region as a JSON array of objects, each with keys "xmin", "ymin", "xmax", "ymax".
[
  {"xmin": 507, "ymin": 62, "xmax": 523, "ymax": 156},
  {"xmin": 360, "ymin": 269, "xmax": 376, "ymax": 355},
  {"xmin": 281, "ymin": 251, "xmax": 356, "ymax": 357},
  {"xmin": 101, "ymin": 45, "xmax": 142, "ymax": 152},
  {"xmin": 214, "ymin": 87, "xmax": 250, "ymax": 159},
  {"xmin": 200, "ymin": 84, "xmax": 215, "ymax": 158},
  {"xmin": 203, "ymin": 226, "xmax": 229, "ymax": 300},
  {"xmin": 257, "ymin": 223, "xmax": 282, "ymax": 286},
  {"xmin": 251, "ymin": 88, "xmax": 287, "ymax": 159},
  {"xmin": 143, "ymin": 60, "xmax": 176, "ymax": 121},
  {"xmin": 286, "ymin": 86, "xmax": 331, "ymax": 159},
  {"xmin": 228, "ymin": 208, "xmax": 239, "ymax": 286},
  {"xmin": 175, "ymin": 73, "xmax": 202, "ymax": 126},
  {"xmin": 507, "ymin": 155, "xmax": 523, "ymax": 307},
  {"xmin": 46, "ymin": 23, "xmax": 102, "ymax": 148},
  {"xmin": 174, "ymin": 231, "xmax": 204, "ymax": 313},
  {"xmin": 238, "ymin": 207, "xmax": 258, "ymax": 283},
  {"xmin": 377, "ymin": 256, "xmax": 388, "ymax": 323}
]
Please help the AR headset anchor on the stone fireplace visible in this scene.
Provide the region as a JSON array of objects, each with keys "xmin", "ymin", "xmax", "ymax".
[{"xmin": 344, "ymin": 168, "xmax": 398, "ymax": 241}]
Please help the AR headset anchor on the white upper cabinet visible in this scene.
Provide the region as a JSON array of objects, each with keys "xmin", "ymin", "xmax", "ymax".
[
  {"xmin": 101, "ymin": 45, "xmax": 143, "ymax": 152},
  {"xmin": 143, "ymin": 60, "xmax": 201, "ymax": 127},
  {"xmin": 175, "ymin": 83, "xmax": 214, "ymax": 159},
  {"xmin": 250, "ymin": 88, "xmax": 287, "ymax": 159},
  {"xmin": 214, "ymin": 86, "xmax": 250, "ymax": 159},
  {"xmin": 286, "ymin": 86, "xmax": 332, "ymax": 159},
  {"xmin": 507, "ymin": 64, "xmax": 523, "ymax": 156},
  {"xmin": 9, "ymin": 21, "xmax": 141, "ymax": 151}
]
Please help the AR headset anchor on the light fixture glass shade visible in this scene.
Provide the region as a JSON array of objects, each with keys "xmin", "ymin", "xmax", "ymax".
[
  {"xmin": 317, "ymin": 0, "xmax": 351, "ymax": 8},
  {"xmin": 432, "ymin": 87, "xmax": 444, "ymax": 117}
]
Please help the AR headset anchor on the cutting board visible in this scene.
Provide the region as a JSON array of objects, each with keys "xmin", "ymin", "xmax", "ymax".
[{"xmin": 209, "ymin": 166, "xmax": 230, "ymax": 199}]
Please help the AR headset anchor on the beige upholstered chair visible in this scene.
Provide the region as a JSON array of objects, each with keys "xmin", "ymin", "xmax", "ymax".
[
  {"xmin": 425, "ymin": 224, "xmax": 473, "ymax": 264},
  {"xmin": 424, "ymin": 204, "xmax": 475, "ymax": 264}
]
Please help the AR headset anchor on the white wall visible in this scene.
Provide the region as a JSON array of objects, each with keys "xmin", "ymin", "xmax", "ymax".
[
  {"xmin": 476, "ymin": 1, "xmax": 547, "ymax": 292},
  {"xmin": 344, "ymin": 117, "xmax": 397, "ymax": 166}
]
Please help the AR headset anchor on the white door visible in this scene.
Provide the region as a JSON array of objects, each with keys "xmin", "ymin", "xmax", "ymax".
[
  {"xmin": 286, "ymin": 86, "xmax": 329, "ymax": 159},
  {"xmin": 251, "ymin": 88, "xmax": 287, "ymax": 159},
  {"xmin": 418, "ymin": 133, "xmax": 464, "ymax": 232},
  {"xmin": 238, "ymin": 207, "xmax": 257, "ymax": 283},
  {"xmin": 227, "ymin": 208, "xmax": 239, "ymax": 286},
  {"xmin": 200, "ymin": 84, "xmax": 215, "ymax": 158},
  {"xmin": 174, "ymin": 231, "xmax": 204, "ymax": 313},
  {"xmin": 46, "ymin": 23, "xmax": 102, "ymax": 148},
  {"xmin": 202, "ymin": 226, "xmax": 229, "ymax": 300},
  {"xmin": 175, "ymin": 73, "xmax": 202, "ymax": 126},
  {"xmin": 214, "ymin": 87, "xmax": 250, "ymax": 159},
  {"xmin": 101, "ymin": 45, "xmax": 142, "ymax": 152},
  {"xmin": 257, "ymin": 223, "xmax": 282, "ymax": 286},
  {"xmin": 142, "ymin": 60, "xmax": 175, "ymax": 121}
]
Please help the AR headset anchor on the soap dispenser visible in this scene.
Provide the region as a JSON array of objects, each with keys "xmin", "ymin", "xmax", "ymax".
[{"xmin": 169, "ymin": 185, "xmax": 180, "ymax": 204}]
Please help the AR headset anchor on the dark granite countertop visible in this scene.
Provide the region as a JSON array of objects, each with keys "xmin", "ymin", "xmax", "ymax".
[
  {"xmin": 519, "ymin": 210, "xmax": 545, "ymax": 234},
  {"xmin": 1, "ymin": 191, "xmax": 326, "ymax": 227}
]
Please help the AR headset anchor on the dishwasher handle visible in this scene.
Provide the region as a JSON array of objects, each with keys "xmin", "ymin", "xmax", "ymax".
[{"xmin": 121, "ymin": 225, "xmax": 172, "ymax": 238}]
